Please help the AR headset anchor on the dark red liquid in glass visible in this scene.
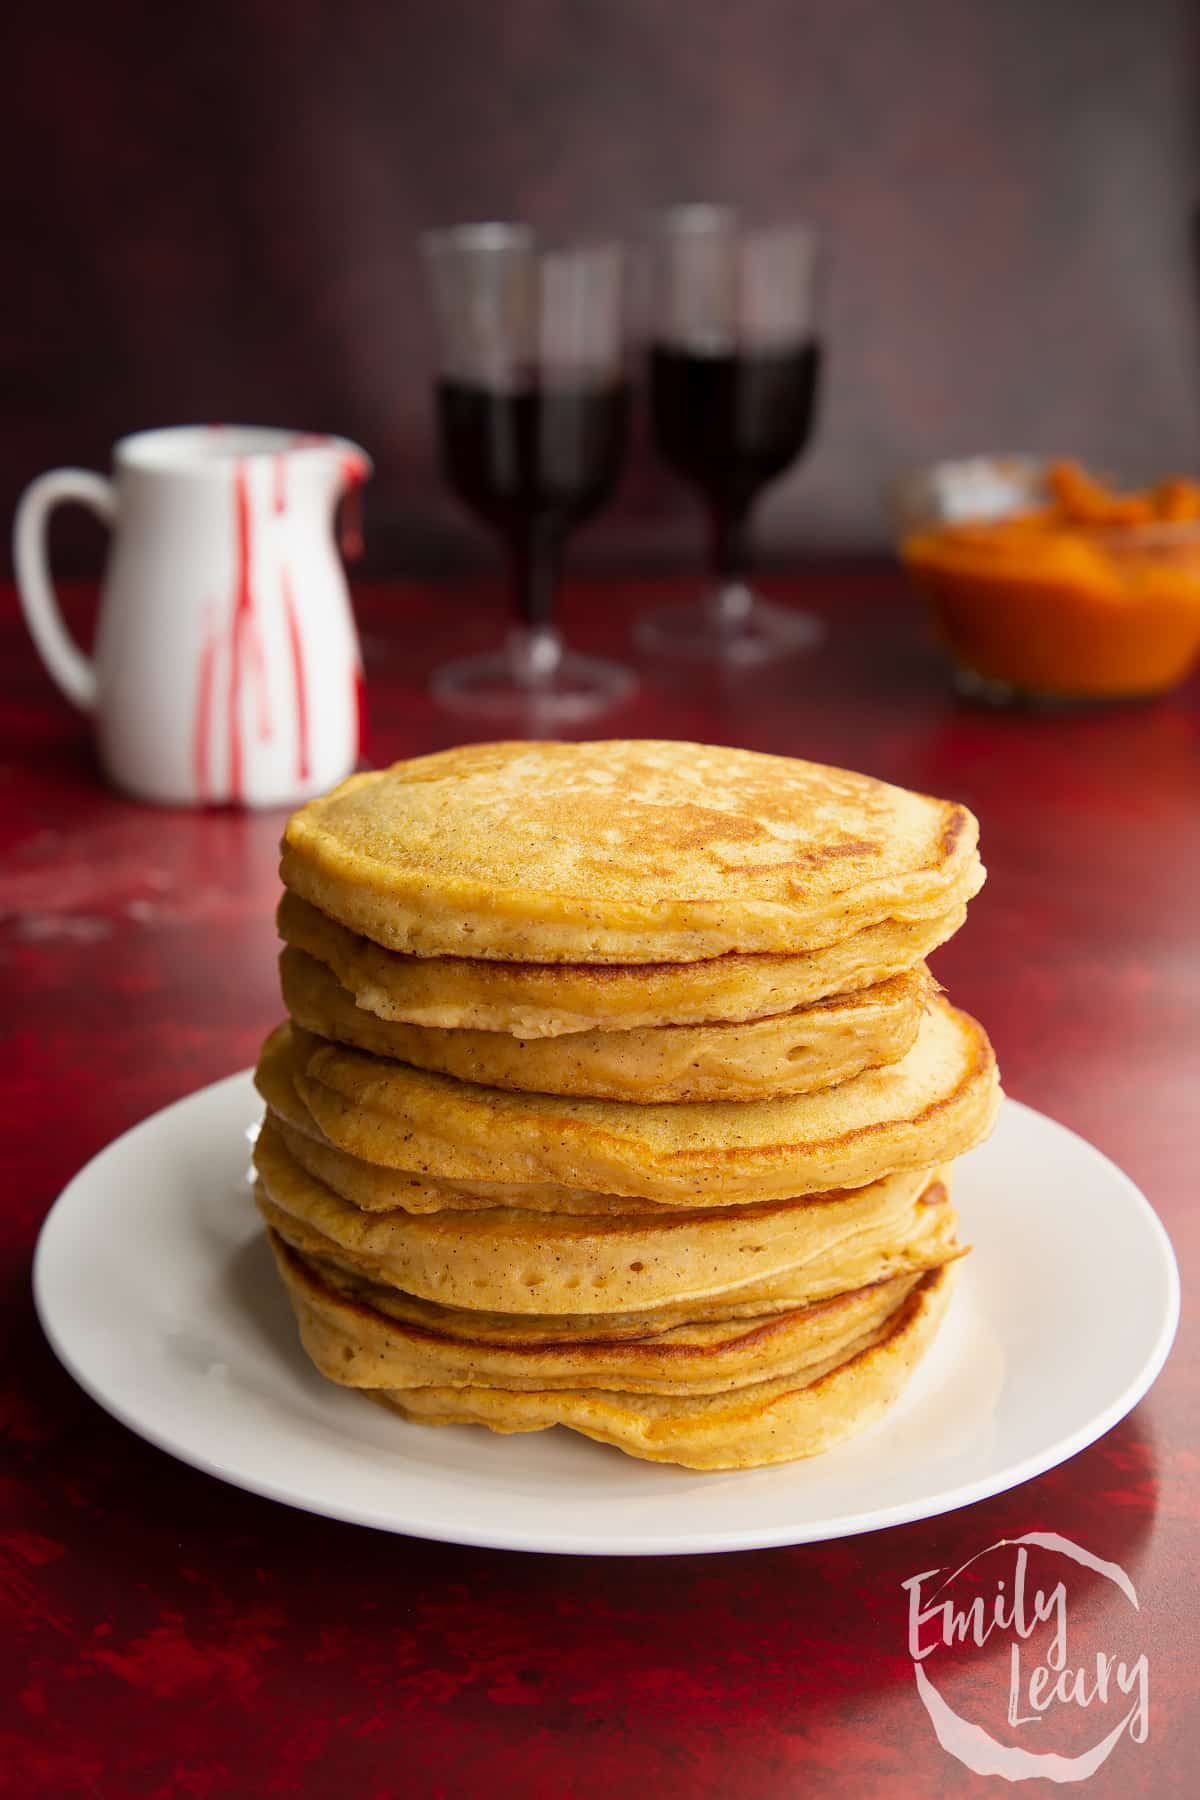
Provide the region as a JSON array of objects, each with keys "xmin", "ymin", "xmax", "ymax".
[
  {"xmin": 437, "ymin": 378, "xmax": 630, "ymax": 538},
  {"xmin": 649, "ymin": 340, "xmax": 822, "ymax": 518}
]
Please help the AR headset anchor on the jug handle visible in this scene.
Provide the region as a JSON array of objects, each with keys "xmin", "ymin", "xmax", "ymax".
[{"xmin": 13, "ymin": 469, "xmax": 116, "ymax": 712}]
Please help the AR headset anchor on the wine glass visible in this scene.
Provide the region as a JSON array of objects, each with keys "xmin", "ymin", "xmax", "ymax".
[
  {"xmin": 636, "ymin": 206, "xmax": 825, "ymax": 666},
  {"xmin": 420, "ymin": 223, "xmax": 636, "ymax": 722}
]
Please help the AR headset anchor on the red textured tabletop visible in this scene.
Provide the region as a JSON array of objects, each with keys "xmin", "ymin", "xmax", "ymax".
[{"xmin": 2, "ymin": 570, "xmax": 1196, "ymax": 1799}]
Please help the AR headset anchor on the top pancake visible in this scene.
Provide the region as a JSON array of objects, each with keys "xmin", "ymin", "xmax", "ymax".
[{"xmin": 280, "ymin": 741, "xmax": 983, "ymax": 964}]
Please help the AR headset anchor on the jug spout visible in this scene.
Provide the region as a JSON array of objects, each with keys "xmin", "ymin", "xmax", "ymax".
[
  {"xmin": 337, "ymin": 440, "xmax": 372, "ymax": 490},
  {"xmin": 327, "ymin": 437, "xmax": 371, "ymax": 560},
  {"xmin": 282, "ymin": 433, "xmax": 371, "ymax": 560},
  {"xmin": 288, "ymin": 433, "xmax": 372, "ymax": 494}
]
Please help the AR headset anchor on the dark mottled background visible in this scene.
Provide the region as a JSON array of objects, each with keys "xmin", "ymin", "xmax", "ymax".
[{"xmin": 8, "ymin": 0, "xmax": 1199, "ymax": 570}]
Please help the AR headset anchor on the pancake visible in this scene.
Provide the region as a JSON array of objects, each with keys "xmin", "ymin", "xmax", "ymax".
[
  {"xmin": 269, "ymin": 1229, "xmax": 942, "ymax": 1395},
  {"xmin": 257, "ymin": 1041, "xmax": 687, "ymax": 1215},
  {"xmin": 263, "ymin": 1182, "xmax": 959, "ymax": 1345},
  {"xmin": 253, "ymin": 1115, "xmax": 958, "ymax": 1312},
  {"xmin": 259, "ymin": 1179, "xmax": 962, "ymax": 1331},
  {"xmin": 373, "ymin": 1264, "xmax": 958, "ymax": 1470},
  {"xmin": 279, "ymin": 741, "xmax": 984, "ymax": 963},
  {"xmin": 259, "ymin": 995, "xmax": 1000, "ymax": 1204},
  {"xmin": 279, "ymin": 946, "xmax": 932, "ymax": 1103},
  {"xmin": 277, "ymin": 889, "xmax": 968, "ymax": 1037}
]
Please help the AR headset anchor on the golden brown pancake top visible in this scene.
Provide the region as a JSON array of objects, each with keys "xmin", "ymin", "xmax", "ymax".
[{"xmin": 280, "ymin": 740, "xmax": 983, "ymax": 962}]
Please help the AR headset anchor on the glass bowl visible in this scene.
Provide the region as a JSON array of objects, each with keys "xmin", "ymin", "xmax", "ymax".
[{"xmin": 896, "ymin": 457, "xmax": 1200, "ymax": 704}]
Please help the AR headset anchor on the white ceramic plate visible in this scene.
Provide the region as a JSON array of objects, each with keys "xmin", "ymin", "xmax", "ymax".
[{"xmin": 34, "ymin": 1077, "xmax": 1179, "ymax": 1556}]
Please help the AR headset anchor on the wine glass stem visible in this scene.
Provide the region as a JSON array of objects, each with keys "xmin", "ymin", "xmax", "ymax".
[
  {"xmin": 708, "ymin": 503, "xmax": 754, "ymax": 626},
  {"xmin": 509, "ymin": 525, "xmax": 566, "ymax": 688},
  {"xmin": 513, "ymin": 524, "xmax": 563, "ymax": 631}
]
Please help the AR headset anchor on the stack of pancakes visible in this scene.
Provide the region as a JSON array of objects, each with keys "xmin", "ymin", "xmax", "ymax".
[{"xmin": 253, "ymin": 740, "xmax": 1000, "ymax": 1471}]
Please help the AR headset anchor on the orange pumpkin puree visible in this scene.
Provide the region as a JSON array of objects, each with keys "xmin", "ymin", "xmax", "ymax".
[{"xmin": 902, "ymin": 463, "xmax": 1200, "ymax": 698}]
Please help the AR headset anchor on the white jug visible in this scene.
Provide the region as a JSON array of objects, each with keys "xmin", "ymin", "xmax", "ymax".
[{"xmin": 13, "ymin": 425, "xmax": 372, "ymax": 807}]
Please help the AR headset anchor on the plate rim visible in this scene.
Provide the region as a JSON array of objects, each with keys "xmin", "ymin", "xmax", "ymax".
[{"xmin": 32, "ymin": 1073, "xmax": 1182, "ymax": 1557}]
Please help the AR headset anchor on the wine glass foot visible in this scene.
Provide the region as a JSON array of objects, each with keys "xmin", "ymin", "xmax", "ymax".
[
  {"xmin": 431, "ymin": 637, "xmax": 637, "ymax": 726},
  {"xmin": 634, "ymin": 588, "xmax": 824, "ymax": 668}
]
